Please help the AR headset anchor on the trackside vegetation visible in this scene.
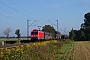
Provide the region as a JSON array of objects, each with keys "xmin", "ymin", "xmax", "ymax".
[{"xmin": 0, "ymin": 40, "xmax": 74, "ymax": 60}]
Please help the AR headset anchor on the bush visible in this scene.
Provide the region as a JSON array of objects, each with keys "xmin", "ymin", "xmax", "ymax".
[
  {"xmin": 5, "ymin": 41, "xmax": 17, "ymax": 44},
  {"xmin": 20, "ymin": 40, "xmax": 31, "ymax": 43}
]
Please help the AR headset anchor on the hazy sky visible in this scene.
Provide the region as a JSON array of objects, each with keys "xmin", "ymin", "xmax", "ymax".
[{"xmin": 0, "ymin": 0, "xmax": 90, "ymax": 36}]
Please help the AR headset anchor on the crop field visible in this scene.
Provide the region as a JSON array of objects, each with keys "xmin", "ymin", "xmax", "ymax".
[{"xmin": 73, "ymin": 41, "xmax": 90, "ymax": 60}]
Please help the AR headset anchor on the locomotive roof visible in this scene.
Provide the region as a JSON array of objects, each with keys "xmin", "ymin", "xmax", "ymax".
[{"xmin": 32, "ymin": 29, "xmax": 43, "ymax": 32}]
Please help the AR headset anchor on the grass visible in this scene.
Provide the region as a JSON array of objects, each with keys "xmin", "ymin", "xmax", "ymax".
[
  {"xmin": 58, "ymin": 42, "xmax": 74, "ymax": 60},
  {"xmin": 0, "ymin": 41, "xmax": 2, "ymax": 46}
]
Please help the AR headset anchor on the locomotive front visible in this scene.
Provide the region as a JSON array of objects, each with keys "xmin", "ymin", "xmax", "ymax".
[{"xmin": 31, "ymin": 29, "xmax": 44, "ymax": 42}]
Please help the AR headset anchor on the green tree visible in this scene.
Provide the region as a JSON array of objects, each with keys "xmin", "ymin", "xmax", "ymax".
[
  {"xmin": 55, "ymin": 31, "xmax": 60, "ymax": 34},
  {"xmin": 81, "ymin": 12, "xmax": 90, "ymax": 28},
  {"xmin": 15, "ymin": 29, "xmax": 20, "ymax": 42},
  {"xmin": 42, "ymin": 25, "xmax": 56, "ymax": 34},
  {"xmin": 76, "ymin": 30, "xmax": 85, "ymax": 40},
  {"xmin": 69, "ymin": 28, "xmax": 76, "ymax": 40},
  {"xmin": 84, "ymin": 26, "xmax": 90, "ymax": 40},
  {"xmin": 81, "ymin": 12, "xmax": 90, "ymax": 40}
]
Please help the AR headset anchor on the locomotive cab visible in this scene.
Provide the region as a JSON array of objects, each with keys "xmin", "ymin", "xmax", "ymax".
[{"xmin": 31, "ymin": 31, "xmax": 38, "ymax": 41}]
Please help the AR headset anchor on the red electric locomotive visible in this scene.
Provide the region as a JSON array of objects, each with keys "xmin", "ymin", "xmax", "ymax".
[{"xmin": 31, "ymin": 29, "xmax": 44, "ymax": 41}]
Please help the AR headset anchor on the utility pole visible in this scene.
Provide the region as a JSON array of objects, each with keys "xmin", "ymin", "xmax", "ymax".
[
  {"xmin": 48, "ymin": 20, "xmax": 58, "ymax": 32},
  {"xmin": 27, "ymin": 19, "xmax": 30, "ymax": 40},
  {"xmin": 56, "ymin": 20, "xmax": 58, "ymax": 32},
  {"xmin": 27, "ymin": 19, "xmax": 37, "ymax": 40}
]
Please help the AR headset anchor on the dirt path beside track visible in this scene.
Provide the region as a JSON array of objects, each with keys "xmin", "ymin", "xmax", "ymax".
[{"xmin": 73, "ymin": 41, "xmax": 90, "ymax": 60}]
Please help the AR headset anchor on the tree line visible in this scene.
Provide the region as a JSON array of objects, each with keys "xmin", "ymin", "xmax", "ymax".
[{"xmin": 69, "ymin": 12, "xmax": 90, "ymax": 41}]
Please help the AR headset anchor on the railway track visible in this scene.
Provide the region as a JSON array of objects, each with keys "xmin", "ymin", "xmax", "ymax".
[{"xmin": 0, "ymin": 42, "xmax": 32, "ymax": 49}]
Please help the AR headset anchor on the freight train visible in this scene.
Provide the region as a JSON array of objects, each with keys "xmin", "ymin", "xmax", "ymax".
[{"xmin": 30, "ymin": 29, "xmax": 61, "ymax": 42}]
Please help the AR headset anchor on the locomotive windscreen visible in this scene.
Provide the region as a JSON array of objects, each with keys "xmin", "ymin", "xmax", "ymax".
[{"xmin": 31, "ymin": 32, "xmax": 38, "ymax": 35}]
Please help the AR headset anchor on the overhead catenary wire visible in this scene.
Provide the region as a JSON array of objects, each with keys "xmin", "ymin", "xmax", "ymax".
[
  {"xmin": 9, "ymin": 0, "xmax": 42, "ymax": 21},
  {"xmin": 0, "ymin": 1, "xmax": 34, "ymax": 19},
  {"xmin": 0, "ymin": 13, "xmax": 25, "ymax": 23},
  {"xmin": 0, "ymin": 8, "xmax": 27, "ymax": 20},
  {"xmin": 8, "ymin": 0, "xmax": 46, "ymax": 22},
  {"xmin": 48, "ymin": 20, "xmax": 57, "ymax": 26},
  {"xmin": 0, "ymin": 1, "xmax": 48, "ymax": 26},
  {"xmin": 0, "ymin": 1, "xmax": 44, "ymax": 26},
  {"xmin": 9, "ymin": 0, "xmax": 32, "ymax": 15},
  {"xmin": 9, "ymin": 0, "xmax": 18, "ymax": 10}
]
